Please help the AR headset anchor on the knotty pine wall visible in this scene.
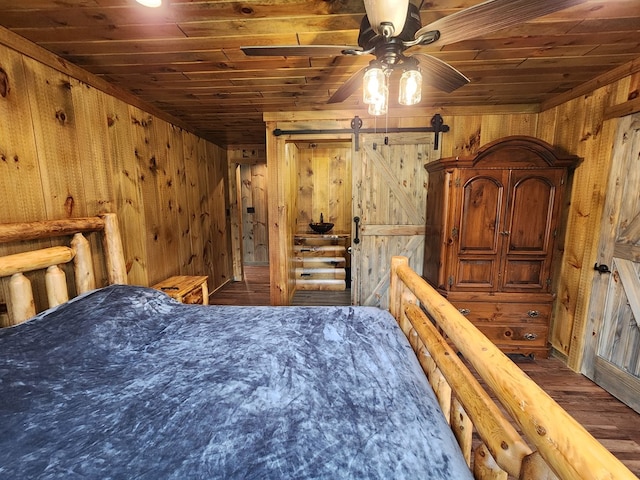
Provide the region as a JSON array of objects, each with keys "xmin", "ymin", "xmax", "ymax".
[
  {"xmin": 0, "ymin": 40, "xmax": 231, "ymax": 324},
  {"xmin": 226, "ymin": 146, "xmax": 269, "ymax": 275},
  {"xmin": 294, "ymin": 141, "xmax": 352, "ymax": 235},
  {"xmin": 240, "ymin": 163, "xmax": 269, "ymax": 265}
]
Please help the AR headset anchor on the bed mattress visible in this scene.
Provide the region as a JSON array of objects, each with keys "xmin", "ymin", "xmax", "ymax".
[{"xmin": 0, "ymin": 285, "xmax": 472, "ymax": 479}]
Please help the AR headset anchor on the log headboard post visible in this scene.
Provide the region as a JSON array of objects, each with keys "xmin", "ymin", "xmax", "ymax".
[
  {"xmin": 100, "ymin": 213, "xmax": 127, "ymax": 285},
  {"xmin": 0, "ymin": 214, "xmax": 127, "ymax": 325}
]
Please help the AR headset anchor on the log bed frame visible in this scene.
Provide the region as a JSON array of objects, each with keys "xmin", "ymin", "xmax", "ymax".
[
  {"xmin": 0, "ymin": 215, "xmax": 636, "ymax": 479},
  {"xmin": 0, "ymin": 214, "xmax": 127, "ymax": 324}
]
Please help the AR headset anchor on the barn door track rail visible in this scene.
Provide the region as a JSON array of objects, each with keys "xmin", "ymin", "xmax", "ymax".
[{"xmin": 272, "ymin": 114, "xmax": 449, "ymax": 151}]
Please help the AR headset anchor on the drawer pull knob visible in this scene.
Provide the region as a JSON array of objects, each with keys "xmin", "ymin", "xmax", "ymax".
[
  {"xmin": 458, "ymin": 308, "xmax": 471, "ymax": 315},
  {"xmin": 527, "ymin": 310, "xmax": 540, "ymax": 318},
  {"xmin": 523, "ymin": 333, "xmax": 538, "ymax": 341}
]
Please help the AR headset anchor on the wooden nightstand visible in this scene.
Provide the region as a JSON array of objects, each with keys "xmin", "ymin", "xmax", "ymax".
[{"xmin": 152, "ymin": 275, "xmax": 209, "ymax": 305}]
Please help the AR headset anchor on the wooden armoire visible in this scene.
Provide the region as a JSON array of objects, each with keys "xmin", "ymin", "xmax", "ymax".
[{"xmin": 423, "ymin": 136, "xmax": 580, "ymax": 357}]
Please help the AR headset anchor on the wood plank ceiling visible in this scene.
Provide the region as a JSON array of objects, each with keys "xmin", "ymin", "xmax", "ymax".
[{"xmin": 0, "ymin": 0, "xmax": 639, "ymax": 147}]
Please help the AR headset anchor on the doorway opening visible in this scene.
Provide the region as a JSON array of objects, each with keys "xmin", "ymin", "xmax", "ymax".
[{"xmin": 290, "ymin": 139, "xmax": 353, "ymax": 306}]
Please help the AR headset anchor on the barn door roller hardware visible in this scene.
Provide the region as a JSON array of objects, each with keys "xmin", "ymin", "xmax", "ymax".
[{"xmin": 272, "ymin": 114, "xmax": 450, "ymax": 151}]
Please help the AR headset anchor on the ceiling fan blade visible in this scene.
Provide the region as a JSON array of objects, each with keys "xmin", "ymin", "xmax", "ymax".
[
  {"xmin": 413, "ymin": 54, "xmax": 469, "ymax": 93},
  {"xmin": 241, "ymin": 45, "xmax": 359, "ymax": 57},
  {"xmin": 328, "ymin": 67, "xmax": 366, "ymax": 104},
  {"xmin": 415, "ymin": 0, "xmax": 584, "ymax": 47}
]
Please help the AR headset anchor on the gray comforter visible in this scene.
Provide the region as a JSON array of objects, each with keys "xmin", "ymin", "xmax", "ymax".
[{"xmin": 0, "ymin": 285, "xmax": 472, "ymax": 479}]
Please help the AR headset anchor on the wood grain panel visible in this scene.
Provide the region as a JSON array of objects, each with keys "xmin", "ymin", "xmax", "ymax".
[
  {"xmin": 0, "ymin": 49, "xmax": 45, "ymax": 224},
  {"xmin": 23, "ymin": 57, "xmax": 87, "ymax": 220},
  {"xmin": 103, "ymin": 93, "xmax": 148, "ymax": 286},
  {"xmin": 240, "ymin": 163, "xmax": 269, "ymax": 264},
  {"xmin": 208, "ymin": 140, "xmax": 232, "ymax": 287},
  {"xmin": 295, "ymin": 142, "xmax": 351, "ymax": 235},
  {"xmin": 0, "ymin": 48, "xmax": 48, "ymax": 324}
]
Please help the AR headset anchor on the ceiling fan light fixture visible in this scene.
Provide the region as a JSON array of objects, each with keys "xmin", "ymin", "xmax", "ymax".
[
  {"xmin": 363, "ymin": 65, "xmax": 387, "ymax": 105},
  {"xmin": 136, "ymin": 0, "xmax": 162, "ymax": 7},
  {"xmin": 398, "ymin": 68, "xmax": 422, "ymax": 106}
]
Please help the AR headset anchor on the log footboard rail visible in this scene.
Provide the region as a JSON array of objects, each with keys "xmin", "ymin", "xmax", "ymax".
[
  {"xmin": 0, "ymin": 214, "xmax": 127, "ymax": 325},
  {"xmin": 389, "ymin": 256, "xmax": 637, "ymax": 480}
]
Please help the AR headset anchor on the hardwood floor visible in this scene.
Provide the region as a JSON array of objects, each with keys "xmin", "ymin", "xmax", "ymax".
[
  {"xmin": 210, "ymin": 265, "xmax": 640, "ymax": 476},
  {"xmin": 210, "ymin": 265, "xmax": 351, "ymax": 306},
  {"xmin": 208, "ymin": 265, "xmax": 271, "ymax": 305}
]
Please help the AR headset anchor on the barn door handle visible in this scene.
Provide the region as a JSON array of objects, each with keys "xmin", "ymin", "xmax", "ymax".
[
  {"xmin": 353, "ymin": 216, "xmax": 361, "ymax": 244},
  {"xmin": 594, "ymin": 263, "xmax": 611, "ymax": 274}
]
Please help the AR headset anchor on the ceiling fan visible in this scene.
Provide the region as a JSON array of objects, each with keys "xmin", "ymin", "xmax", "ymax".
[{"xmin": 241, "ymin": 0, "xmax": 583, "ymax": 108}]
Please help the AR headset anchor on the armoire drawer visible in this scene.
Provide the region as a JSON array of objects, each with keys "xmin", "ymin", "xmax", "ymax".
[
  {"xmin": 474, "ymin": 323, "xmax": 549, "ymax": 348},
  {"xmin": 453, "ymin": 302, "xmax": 551, "ymax": 325}
]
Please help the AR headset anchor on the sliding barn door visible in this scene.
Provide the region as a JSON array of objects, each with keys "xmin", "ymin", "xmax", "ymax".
[
  {"xmin": 351, "ymin": 133, "xmax": 437, "ymax": 308},
  {"xmin": 583, "ymin": 113, "xmax": 640, "ymax": 413}
]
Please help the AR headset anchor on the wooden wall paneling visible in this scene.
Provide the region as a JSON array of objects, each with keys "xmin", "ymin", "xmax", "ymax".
[
  {"xmin": 128, "ymin": 105, "xmax": 166, "ymax": 285},
  {"xmin": 207, "ymin": 140, "xmax": 231, "ymax": 288},
  {"xmin": 478, "ymin": 114, "xmax": 538, "ymax": 144},
  {"xmin": 328, "ymin": 145, "xmax": 352, "ymax": 235},
  {"xmin": 287, "ymin": 139, "xmax": 298, "ymax": 301},
  {"xmin": 539, "ymin": 96, "xmax": 590, "ymax": 356},
  {"xmin": 226, "ymin": 160, "xmax": 242, "ymax": 280},
  {"xmin": 536, "ymin": 107, "xmax": 559, "ymax": 145},
  {"xmin": 152, "ymin": 118, "xmax": 180, "ymax": 281},
  {"xmin": 251, "ymin": 163, "xmax": 269, "ymax": 264},
  {"xmin": 295, "ymin": 143, "xmax": 311, "ymax": 233},
  {"xmin": 167, "ymin": 125, "xmax": 192, "ymax": 281},
  {"xmin": 311, "ymin": 146, "xmax": 330, "ymax": 228},
  {"xmin": 311, "ymin": 143, "xmax": 351, "ymax": 234},
  {"xmin": 443, "ymin": 115, "xmax": 483, "ymax": 158},
  {"xmin": 21, "ymin": 56, "xmax": 87, "ymax": 303},
  {"xmin": 0, "ymin": 47, "xmax": 46, "ymax": 224},
  {"xmin": 22, "ymin": 56, "xmax": 87, "ymax": 220},
  {"xmin": 103, "ymin": 94, "xmax": 148, "ymax": 286},
  {"xmin": 218, "ymin": 144, "xmax": 234, "ymax": 283},
  {"xmin": 240, "ymin": 162, "xmax": 270, "ymax": 264},
  {"xmin": 266, "ymin": 127, "xmax": 296, "ymax": 305},
  {"xmin": 267, "ymin": 125, "xmax": 286, "ymax": 304},
  {"xmin": 181, "ymin": 136, "xmax": 200, "ymax": 276},
  {"xmin": 70, "ymin": 79, "xmax": 114, "ymax": 287},
  {"xmin": 226, "ymin": 145, "xmax": 266, "ymax": 276},
  {"xmin": 196, "ymin": 137, "xmax": 214, "ymax": 283},
  {"xmin": 0, "ymin": 46, "xmax": 47, "ymax": 325},
  {"xmin": 240, "ymin": 164, "xmax": 256, "ymax": 263},
  {"xmin": 70, "ymin": 80, "xmax": 114, "ymax": 216}
]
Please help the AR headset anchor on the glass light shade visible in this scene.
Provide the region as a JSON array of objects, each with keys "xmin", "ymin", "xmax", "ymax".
[
  {"xmin": 398, "ymin": 69, "xmax": 422, "ymax": 106},
  {"xmin": 363, "ymin": 0, "xmax": 409, "ymax": 36},
  {"xmin": 363, "ymin": 67, "xmax": 386, "ymax": 105},
  {"xmin": 367, "ymin": 86, "xmax": 388, "ymax": 116},
  {"xmin": 136, "ymin": 0, "xmax": 162, "ymax": 7}
]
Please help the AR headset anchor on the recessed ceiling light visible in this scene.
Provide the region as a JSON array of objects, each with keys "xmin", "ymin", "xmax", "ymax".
[{"xmin": 136, "ymin": 0, "xmax": 162, "ymax": 7}]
